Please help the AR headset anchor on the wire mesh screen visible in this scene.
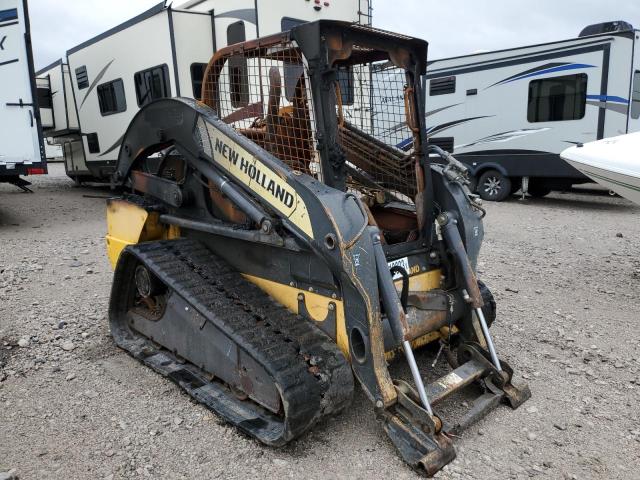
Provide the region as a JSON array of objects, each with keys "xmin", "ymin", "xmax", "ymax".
[
  {"xmin": 204, "ymin": 42, "xmax": 318, "ymax": 177},
  {"xmin": 337, "ymin": 60, "xmax": 417, "ymax": 201},
  {"xmin": 204, "ymin": 41, "xmax": 418, "ymax": 202}
]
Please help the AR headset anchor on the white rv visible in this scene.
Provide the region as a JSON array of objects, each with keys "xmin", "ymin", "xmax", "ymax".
[
  {"xmin": 37, "ymin": 0, "xmax": 371, "ymax": 183},
  {"xmin": 425, "ymin": 21, "xmax": 640, "ymax": 201},
  {"xmin": 0, "ymin": 0, "xmax": 46, "ymax": 191}
]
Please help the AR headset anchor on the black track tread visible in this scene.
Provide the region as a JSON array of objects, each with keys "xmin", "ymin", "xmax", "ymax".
[{"xmin": 110, "ymin": 238, "xmax": 353, "ymax": 445}]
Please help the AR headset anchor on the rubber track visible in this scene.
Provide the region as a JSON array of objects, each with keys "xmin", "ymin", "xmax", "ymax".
[{"xmin": 109, "ymin": 238, "xmax": 353, "ymax": 445}]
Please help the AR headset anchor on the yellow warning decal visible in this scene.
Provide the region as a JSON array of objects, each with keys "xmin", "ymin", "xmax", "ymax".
[{"xmin": 206, "ymin": 124, "xmax": 314, "ymax": 239}]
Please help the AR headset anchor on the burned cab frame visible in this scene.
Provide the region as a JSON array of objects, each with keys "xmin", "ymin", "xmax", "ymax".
[{"xmin": 108, "ymin": 20, "xmax": 530, "ymax": 477}]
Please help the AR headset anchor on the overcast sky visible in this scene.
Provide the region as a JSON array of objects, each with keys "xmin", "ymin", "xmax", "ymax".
[{"xmin": 30, "ymin": 0, "xmax": 640, "ymax": 70}]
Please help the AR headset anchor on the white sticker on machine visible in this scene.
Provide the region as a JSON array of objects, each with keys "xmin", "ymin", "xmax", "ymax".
[{"xmin": 387, "ymin": 256, "xmax": 410, "ymax": 279}]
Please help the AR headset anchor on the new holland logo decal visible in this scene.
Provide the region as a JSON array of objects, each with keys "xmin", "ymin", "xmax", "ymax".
[{"xmin": 206, "ymin": 124, "xmax": 314, "ymax": 239}]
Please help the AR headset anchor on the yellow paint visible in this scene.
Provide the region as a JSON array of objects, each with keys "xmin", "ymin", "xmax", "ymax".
[
  {"xmin": 383, "ymin": 325, "xmax": 460, "ymax": 362},
  {"xmin": 411, "ymin": 330, "xmax": 443, "ymax": 350},
  {"xmin": 395, "ymin": 269, "xmax": 442, "ymax": 292},
  {"xmin": 165, "ymin": 224, "xmax": 181, "ymax": 240},
  {"xmin": 206, "ymin": 124, "xmax": 315, "ymax": 239},
  {"xmin": 242, "ymin": 274, "xmax": 349, "ymax": 358},
  {"xmin": 105, "ymin": 199, "xmax": 179, "ymax": 270},
  {"xmin": 106, "ymin": 200, "xmax": 150, "ymax": 269},
  {"xmin": 384, "ymin": 331, "xmax": 441, "ymax": 362},
  {"xmin": 239, "ymin": 272, "xmax": 456, "ymax": 362}
]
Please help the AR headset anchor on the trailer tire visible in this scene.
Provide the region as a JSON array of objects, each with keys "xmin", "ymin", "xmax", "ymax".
[
  {"xmin": 478, "ymin": 280, "xmax": 496, "ymax": 329},
  {"xmin": 528, "ymin": 184, "xmax": 552, "ymax": 198},
  {"xmin": 477, "ymin": 170, "xmax": 511, "ymax": 202}
]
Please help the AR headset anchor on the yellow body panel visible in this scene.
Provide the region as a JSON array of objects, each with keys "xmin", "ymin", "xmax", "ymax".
[
  {"xmin": 106, "ymin": 199, "xmax": 179, "ymax": 269},
  {"xmin": 242, "ymin": 272, "xmax": 446, "ymax": 360},
  {"xmin": 106, "ymin": 200, "xmax": 445, "ymax": 360},
  {"xmin": 395, "ymin": 269, "xmax": 442, "ymax": 292},
  {"xmin": 106, "ymin": 200, "xmax": 150, "ymax": 269}
]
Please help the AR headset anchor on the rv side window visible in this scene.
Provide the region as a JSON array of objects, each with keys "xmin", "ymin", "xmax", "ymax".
[
  {"xmin": 191, "ymin": 63, "xmax": 208, "ymax": 100},
  {"xmin": 430, "ymin": 76, "xmax": 456, "ymax": 96},
  {"xmin": 631, "ymin": 71, "xmax": 640, "ymax": 119},
  {"xmin": 527, "ymin": 74, "xmax": 587, "ymax": 122},
  {"xmin": 86, "ymin": 133, "xmax": 100, "ymax": 154},
  {"xmin": 97, "ymin": 79, "xmax": 127, "ymax": 116},
  {"xmin": 75, "ymin": 66, "xmax": 89, "ymax": 90},
  {"xmin": 37, "ymin": 87, "xmax": 53, "ymax": 109},
  {"xmin": 134, "ymin": 65, "xmax": 170, "ymax": 107},
  {"xmin": 227, "ymin": 21, "xmax": 246, "ymax": 45},
  {"xmin": 227, "ymin": 22, "xmax": 249, "ymax": 108},
  {"xmin": 0, "ymin": 8, "xmax": 18, "ymax": 22}
]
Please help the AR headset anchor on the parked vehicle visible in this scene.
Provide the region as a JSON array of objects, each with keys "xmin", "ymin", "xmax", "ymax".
[
  {"xmin": 425, "ymin": 21, "xmax": 640, "ymax": 201},
  {"xmin": 0, "ymin": 0, "xmax": 46, "ymax": 191},
  {"xmin": 35, "ymin": 0, "xmax": 372, "ymax": 183},
  {"xmin": 562, "ymin": 132, "xmax": 640, "ymax": 205}
]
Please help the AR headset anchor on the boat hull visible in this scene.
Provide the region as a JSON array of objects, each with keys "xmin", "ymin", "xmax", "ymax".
[{"xmin": 561, "ymin": 133, "xmax": 640, "ymax": 205}]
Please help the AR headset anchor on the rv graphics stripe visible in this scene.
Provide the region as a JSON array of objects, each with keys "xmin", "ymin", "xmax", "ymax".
[
  {"xmin": 0, "ymin": 58, "xmax": 18, "ymax": 67},
  {"xmin": 455, "ymin": 128, "xmax": 551, "ymax": 150},
  {"xmin": 398, "ymin": 115, "xmax": 491, "ymax": 151},
  {"xmin": 586, "ymin": 94, "xmax": 629, "ymax": 104},
  {"xmin": 426, "ymin": 103, "xmax": 461, "ymax": 118},
  {"xmin": 489, "ymin": 62, "xmax": 595, "ymax": 88},
  {"xmin": 80, "ymin": 59, "xmax": 115, "ymax": 109},
  {"xmin": 381, "ymin": 102, "xmax": 460, "ymax": 145},
  {"xmin": 0, "ymin": 21, "xmax": 18, "ymax": 29},
  {"xmin": 390, "ymin": 104, "xmax": 462, "ymax": 150},
  {"xmin": 215, "ymin": 9, "xmax": 257, "ymax": 25},
  {"xmin": 427, "ymin": 116, "xmax": 493, "ymax": 136},
  {"xmin": 98, "ymin": 133, "xmax": 126, "ymax": 157},
  {"xmin": 586, "ymin": 94, "xmax": 630, "ymax": 115}
]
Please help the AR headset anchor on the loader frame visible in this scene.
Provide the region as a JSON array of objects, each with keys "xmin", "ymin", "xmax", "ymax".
[{"xmin": 110, "ymin": 20, "xmax": 530, "ymax": 476}]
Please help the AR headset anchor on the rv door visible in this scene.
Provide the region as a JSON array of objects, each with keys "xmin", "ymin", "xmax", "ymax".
[{"xmin": 0, "ymin": 0, "xmax": 43, "ymax": 171}]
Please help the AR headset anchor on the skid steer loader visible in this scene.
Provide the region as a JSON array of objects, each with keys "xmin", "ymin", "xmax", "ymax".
[{"xmin": 105, "ymin": 21, "xmax": 530, "ymax": 476}]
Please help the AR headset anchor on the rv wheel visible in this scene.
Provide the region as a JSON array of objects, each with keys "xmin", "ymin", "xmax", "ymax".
[{"xmin": 477, "ymin": 170, "xmax": 511, "ymax": 202}]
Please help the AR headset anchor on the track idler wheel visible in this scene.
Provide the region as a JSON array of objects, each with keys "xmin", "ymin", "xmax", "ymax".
[{"xmin": 135, "ymin": 265, "xmax": 165, "ymax": 298}]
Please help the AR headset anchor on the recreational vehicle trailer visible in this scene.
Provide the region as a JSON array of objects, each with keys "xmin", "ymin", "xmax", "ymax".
[
  {"xmin": 0, "ymin": 0, "xmax": 46, "ymax": 191},
  {"xmin": 36, "ymin": 0, "xmax": 372, "ymax": 183},
  {"xmin": 35, "ymin": 59, "xmax": 80, "ymax": 136},
  {"xmin": 425, "ymin": 21, "xmax": 640, "ymax": 201}
]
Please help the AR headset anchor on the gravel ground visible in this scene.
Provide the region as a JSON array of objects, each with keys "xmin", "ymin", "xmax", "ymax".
[{"xmin": 1, "ymin": 163, "xmax": 639, "ymax": 480}]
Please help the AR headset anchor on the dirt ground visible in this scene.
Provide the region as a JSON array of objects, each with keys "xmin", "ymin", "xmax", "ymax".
[{"xmin": 1, "ymin": 163, "xmax": 639, "ymax": 480}]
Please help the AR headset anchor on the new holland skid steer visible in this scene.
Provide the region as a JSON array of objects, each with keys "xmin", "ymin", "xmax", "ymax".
[{"xmin": 105, "ymin": 21, "xmax": 530, "ymax": 476}]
